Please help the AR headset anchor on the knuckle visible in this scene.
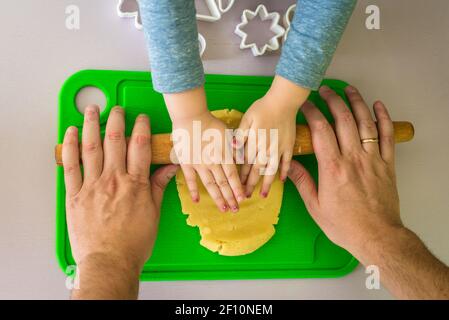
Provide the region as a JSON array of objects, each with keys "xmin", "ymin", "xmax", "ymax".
[
  {"xmin": 291, "ymin": 168, "xmax": 307, "ymax": 187},
  {"xmin": 359, "ymin": 119, "xmax": 377, "ymax": 132},
  {"xmin": 217, "ymin": 180, "xmax": 229, "ymax": 188},
  {"xmin": 185, "ymin": 176, "xmax": 197, "ymax": 185},
  {"xmin": 107, "ymin": 131, "xmax": 123, "ymax": 142},
  {"xmin": 204, "ymin": 180, "xmax": 217, "ymax": 188},
  {"xmin": 132, "ymin": 134, "xmax": 150, "ymax": 147},
  {"xmin": 64, "ymin": 163, "xmax": 79, "ymax": 176},
  {"xmin": 314, "ymin": 120, "xmax": 332, "ymax": 133},
  {"xmin": 67, "ymin": 194, "xmax": 82, "ymax": 210},
  {"xmin": 82, "ymin": 142, "xmax": 100, "ymax": 154},
  {"xmin": 323, "ymin": 157, "xmax": 342, "ymax": 175},
  {"xmin": 226, "ymin": 169, "xmax": 238, "ymax": 180},
  {"xmin": 339, "ymin": 110, "xmax": 354, "ymax": 124},
  {"xmin": 380, "ymin": 134, "xmax": 394, "ymax": 145},
  {"xmin": 150, "ymin": 175, "xmax": 166, "ymax": 191},
  {"xmin": 101, "ymin": 173, "xmax": 121, "ymax": 195}
]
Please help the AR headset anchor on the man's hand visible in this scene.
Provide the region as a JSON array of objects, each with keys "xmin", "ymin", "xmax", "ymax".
[
  {"xmin": 288, "ymin": 85, "xmax": 449, "ymax": 299},
  {"xmin": 62, "ymin": 105, "xmax": 178, "ymax": 299},
  {"xmin": 288, "ymin": 85, "xmax": 401, "ymax": 256}
]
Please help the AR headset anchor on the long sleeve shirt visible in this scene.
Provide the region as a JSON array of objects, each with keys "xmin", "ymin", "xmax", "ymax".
[{"xmin": 139, "ymin": 0, "xmax": 357, "ymax": 93}]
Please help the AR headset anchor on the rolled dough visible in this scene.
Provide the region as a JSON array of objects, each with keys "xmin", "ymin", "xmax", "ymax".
[{"xmin": 175, "ymin": 109, "xmax": 284, "ymax": 256}]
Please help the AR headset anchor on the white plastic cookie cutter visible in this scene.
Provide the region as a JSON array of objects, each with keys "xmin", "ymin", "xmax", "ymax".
[
  {"xmin": 217, "ymin": 0, "xmax": 235, "ymax": 13},
  {"xmin": 196, "ymin": 0, "xmax": 235, "ymax": 21},
  {"xmin": 117, "ymin": 0, "xmax": 142, "ymax": 30},
  {"xmin": 116, "ymin": 0, "xmax": 207, "ymax": 56},
  {"xmin": 283, "ymin": 4, "xmax": 296, "ymax": 42},
  {"xmin": 234, "ymin": 4, "xmax": 286, "ymax": 57}
]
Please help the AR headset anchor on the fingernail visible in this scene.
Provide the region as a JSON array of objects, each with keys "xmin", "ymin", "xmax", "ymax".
[
  {"xmin": 246, "ymin": 192, "xmax": 252, "ymax": 198},
  {"xmin": 192, "ymin": 196, "xmax": 199, "ymax": 203},
  {"xmin": 66, "ymin": 126, "xmax": 77, "ymax": 136},
  {"xmin": 221, "ymin": 205, "xmax": 228, "ymax": 212},
  {"xmin": 112, "ymin": 106, "xmax": 124, "ymax": 113},
  {"xmin": 85, "ymin": 105, "xmax": 98, "ymax": 113},
  {"xmin": 345, "ymin": 85, "xmax": 356, "ymax": 93},
  {"xmin": 137, "ymin": 114, "xmax": 149, "ymax": 122},
  {"xmin": 231, "ymin": 205, "xmax": 239, "ymax": 213},
  {"xmin": 280, "ymin": 176, "xmax": 286, "ymax": 182},
  {"xmin": 260, "ymin": 191, "xmax": 268, "ymax": 198},
  {"xmin": 85, "ymin": 106, "xmax": 98, "ymax": 121}
]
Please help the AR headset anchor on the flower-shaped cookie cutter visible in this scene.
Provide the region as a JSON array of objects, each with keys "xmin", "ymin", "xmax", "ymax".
[
  {"xmin": 116, "ymin": 0, "xmax": 206, "ymax": 56},
  {"xmin": 234, "ymin": 4, "xmax": 286, "ymax": 57},
  {"xmin": 283, "ymin": 4, "xmax": 296, "ymax": 42}
]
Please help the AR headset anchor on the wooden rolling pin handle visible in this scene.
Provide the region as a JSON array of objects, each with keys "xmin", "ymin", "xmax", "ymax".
[{"xmin": 55, "ymin": 121, "xmax": 414, "ymax": 166}]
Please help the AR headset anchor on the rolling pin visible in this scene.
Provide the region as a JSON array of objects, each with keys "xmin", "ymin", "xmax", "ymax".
[{"xmin": 54, "ymin": 121, "xmax": 414, "ymax": 166}]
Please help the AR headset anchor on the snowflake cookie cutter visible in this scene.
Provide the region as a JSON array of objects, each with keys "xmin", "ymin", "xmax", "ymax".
[
  {"xmin": 234, "ymin": 4, "xmax": 286, "ymax": 57},
  {"xmin": 116, "ymin": 0, "xmax": 206, "ymax": 56},
  {"xmin": 283, "ymin": 4, "xmax": 296, "ymax": 42}
]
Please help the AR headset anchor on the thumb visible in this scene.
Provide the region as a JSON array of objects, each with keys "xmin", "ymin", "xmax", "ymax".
[
  {"xmin": 287, "ymin": 160, "xmax": 318, "ymax": 212},
  {"xmin": 150, "ymin": 164, "xmax": 180, "ymax": 211}
]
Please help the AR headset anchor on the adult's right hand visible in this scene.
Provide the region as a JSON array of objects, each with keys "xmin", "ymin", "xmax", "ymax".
[{"xmin": 288, "ymin": 85, "xmax": 402, "ymax": 258}]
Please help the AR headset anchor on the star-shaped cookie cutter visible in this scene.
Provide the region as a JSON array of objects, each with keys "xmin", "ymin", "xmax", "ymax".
[{"xmin": 234, "ymin": 4, "xmax": 286, "ymax": 57}]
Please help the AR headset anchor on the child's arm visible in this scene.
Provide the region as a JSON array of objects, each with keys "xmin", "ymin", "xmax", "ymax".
[
  {"xmin": 139, "ymin": 0, "xmax": 203, "ymax": 93},
  {"xmin": 238, "ymin": 0, "xmax": 357, "ymax": 198},
  {"xmin": 139, "ymin": 0, "xmax": 245, "ymax": 212},
  {"xmin": 276, "ymin": 0, "xmax": 357, "ymax": 90}
]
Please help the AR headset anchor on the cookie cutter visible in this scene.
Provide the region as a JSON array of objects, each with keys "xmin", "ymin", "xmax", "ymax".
[
  {"xmin": 196, "ymin": 0, "xmax": 221, "ymax": 22},
  {"xmin": 196, "ymin": 0, "xmax": 235, "ymax": 21},
  {"xmin": 283, "ymin": 4, "xmax": 296, "ymax": 42},
  {"xmin": 117, "ymin": 0, "xmax": 142, "ymax": 30},
  {"xmin": 217, "ymin": 0, "xmax": 235, "ymax": 13},
  {"xmin": 234, "ymin": 4, "xmax": 286, "ymax": 57},
  {"xmin": 198, "ymin": 33, "xmax": 207, "ymax": 57},
  {"xmin": 116, "ymin": 0, "xmax": 206, "ymax": 56}
]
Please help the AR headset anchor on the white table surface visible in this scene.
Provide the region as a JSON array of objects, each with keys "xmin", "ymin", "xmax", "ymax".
[{"xmin": 1, "ymin": 0, "xmax": 448, "ymax": 299}]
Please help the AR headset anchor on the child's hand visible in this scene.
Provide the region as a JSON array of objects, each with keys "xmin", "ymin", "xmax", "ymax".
[
  {"xmin": 165, "ymin": 87, "xmax": 245, "ymax": 212},
  {"xmin": 236, "ymin": 76, "xmax": 310, "ymax": 198}
]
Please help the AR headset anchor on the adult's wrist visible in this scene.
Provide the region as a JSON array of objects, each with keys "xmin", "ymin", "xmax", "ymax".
[
  {"xmin": 352, "ymin": 224, "xmax": 411, "ymax": 267},
  {"xmin": 72, "ymin": 253, "xmax": 141, "ymax": 299}
]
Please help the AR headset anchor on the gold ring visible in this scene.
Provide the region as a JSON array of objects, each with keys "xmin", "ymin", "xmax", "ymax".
[{"xmin": 361, "ymin": 138, "xmax": 379, "ymax": 144}]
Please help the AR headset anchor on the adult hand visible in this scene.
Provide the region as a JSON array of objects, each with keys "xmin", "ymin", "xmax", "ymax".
[
  {"xmin": 288, "ymin": 85, "xmax": 402, "ymax": 258},
  {"xmin": 62, "ymin": 105, "xmax": 178, "ymax": 299}
]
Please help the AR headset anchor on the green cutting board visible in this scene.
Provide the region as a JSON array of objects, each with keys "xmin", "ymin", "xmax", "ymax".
[{"xmin": 56, "ymin": 70, "xmax": 358, "ymax": 281}]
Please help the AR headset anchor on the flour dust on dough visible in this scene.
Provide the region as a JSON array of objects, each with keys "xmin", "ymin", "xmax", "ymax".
[{"xmin": 175, "ymin": 109, "xmax": 284, "ymax": 256}]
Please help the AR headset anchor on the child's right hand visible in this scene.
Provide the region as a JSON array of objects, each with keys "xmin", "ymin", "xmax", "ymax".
[{"xmin": 165, "ymin": 87, "xmax": 245, "ymax": 212}]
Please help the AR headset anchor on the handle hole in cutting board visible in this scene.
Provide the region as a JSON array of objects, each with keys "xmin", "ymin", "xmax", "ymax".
[{"xmin": 75, "ymin": 86, "xmax": 107, "ymax": 114}]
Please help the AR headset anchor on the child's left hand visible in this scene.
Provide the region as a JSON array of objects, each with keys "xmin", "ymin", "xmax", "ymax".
[{"xmin": 235, "ymin": 76, "xmax": 310, "ymax": 198}]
